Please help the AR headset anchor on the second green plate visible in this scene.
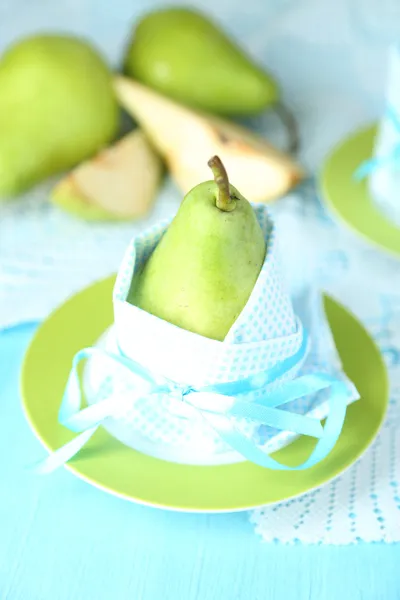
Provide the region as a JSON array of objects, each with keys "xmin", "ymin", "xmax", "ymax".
[{"xmin": 321, "ymin": 125, "xmax": 400, "ymax": 257}]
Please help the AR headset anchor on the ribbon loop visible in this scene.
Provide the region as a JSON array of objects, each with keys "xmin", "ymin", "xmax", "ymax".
[{"xmin": 35, "ymin": 333, "xmax": 353, "ymax": 474}]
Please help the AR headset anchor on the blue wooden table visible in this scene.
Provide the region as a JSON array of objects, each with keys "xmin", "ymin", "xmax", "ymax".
[
  {"xmin": 1, "ymin": 324, "xmax": 399, "ymax": 600},
  {"xmin": 2, "ymin": 0, "xmax": 400, "ymax": 596}
]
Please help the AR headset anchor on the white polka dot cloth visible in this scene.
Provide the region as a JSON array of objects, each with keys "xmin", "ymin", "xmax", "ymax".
[
  {"xmin": 83, "ymin": 205, "xmax": 358, "ymax": 466},
  {"xmin": 250, "ymin": 192, "xmax": 400, "ymax": 544}
]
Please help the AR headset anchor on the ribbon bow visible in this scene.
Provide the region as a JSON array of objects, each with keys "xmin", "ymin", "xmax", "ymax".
[
  {"xmin": 36, "ymin": 332, "xmax": 352, "ymax": 474},
  {"xmin": 354, "ymin": 105, "xmax": 400, "ymax": 180}
]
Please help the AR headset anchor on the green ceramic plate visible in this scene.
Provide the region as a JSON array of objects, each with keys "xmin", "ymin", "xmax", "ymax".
[
  {"xmin": 21, "ymin": 276, "xmax": 388, "ymax": 512},
  {"xmin": 321, "ymin": 125, "xmax": 400, "ymax": 258}
]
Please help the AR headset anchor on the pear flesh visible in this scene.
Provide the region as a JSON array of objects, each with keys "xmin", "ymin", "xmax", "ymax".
[
  {"xmin": 0, "ymin": 34, "xmax": 118, "ymax": 198},
  {"xmin": 124, "ymin": 7, "xmax": 278, "ymax": 116},
  {"xmin": 51, "ymin": 130, "xmax": 163, "ymax": 221},
  {"xmin": 129, "ymin": 160, "xmax": 266, "ymax": 341}
]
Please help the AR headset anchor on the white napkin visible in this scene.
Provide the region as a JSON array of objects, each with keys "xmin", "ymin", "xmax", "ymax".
[
  {"xmin": 82, "ymin": 205, "xmax": 358, "ymax": 466},
  {"xmin": 368, "ymin": 44, "xmax": 400, "ymax": 225}
]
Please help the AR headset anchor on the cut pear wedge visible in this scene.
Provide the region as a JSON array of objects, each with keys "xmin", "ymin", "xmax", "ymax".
[
  {"xmin": 114, "ymin": 76, "xmax": 304, "ymax": 203},
  {"xmin": 51, "ymin": 129, "xmax": 163, "ymax": 220}
]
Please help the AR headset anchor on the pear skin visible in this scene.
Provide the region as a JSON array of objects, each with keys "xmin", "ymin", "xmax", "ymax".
[
  {"xmin": 0, "ymin": 35, "xmax": 118, "ymax": 198},
  {"xmin": 128, "ymin": 157, "xmax": 266, "ymax": 341},
  {"xmin": 124, "ymin": 7, "xmax": 278, "ymax": 116}
]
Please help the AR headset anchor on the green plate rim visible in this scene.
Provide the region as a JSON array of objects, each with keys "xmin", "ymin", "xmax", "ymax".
[
  {"xmin": 20, "ymin": 276, "xmax": 389, "ymax": 513},
  {"xmin": 320, "ymin": 123, "xmax": 400, "ymax": 259}
]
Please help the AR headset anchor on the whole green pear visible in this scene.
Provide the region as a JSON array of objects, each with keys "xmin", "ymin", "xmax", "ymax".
[
  {"xmin": 0, "ymin": 35, "xmax": 118, "ymax": 197},
  {"xmin": 128, "ymin": 156, "xmax": 266, "ymax": 341},
  {"xmin": 124, "ymin": 7, "xmax": 279, "ymax": 116}
]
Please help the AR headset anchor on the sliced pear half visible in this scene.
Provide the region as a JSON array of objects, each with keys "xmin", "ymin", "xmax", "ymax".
[
  {"xmin": 114, "ymin": 76, "xmax": 304, "ymax": 203},
  {"xmin": 51, "ymin": 129, "xmax": 163, "ymax": 220}
]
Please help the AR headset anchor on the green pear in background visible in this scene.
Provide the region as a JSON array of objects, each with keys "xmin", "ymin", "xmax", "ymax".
[
  {"xmin": 124, "ymin": 7, "xmax": 279, "ymax": 117},
  {"xmin": 128, "ymin": 156, "xmax": 266, "ymax": 341},
  {"xmin": 0, "ymin": 35, "xmax": 118, "ymax": 198}
]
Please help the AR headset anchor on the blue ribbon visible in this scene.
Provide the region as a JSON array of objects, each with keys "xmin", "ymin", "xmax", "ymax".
[
  {"xmin": 36, "ymin": 332, "xmax": 352, "ymax": 474},
  {"xmin": 354, "ymin": 105, "xmax": 400, "ymax": 180}
]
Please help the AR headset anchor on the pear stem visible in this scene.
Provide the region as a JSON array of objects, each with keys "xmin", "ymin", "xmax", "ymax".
[
  {"xmin": 207, "ymin": 156, "xmax": 236, "ymax": 212},
  {"xmin": 274, "ymin": 101, "xmax": 300, "ymax": 155}
]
